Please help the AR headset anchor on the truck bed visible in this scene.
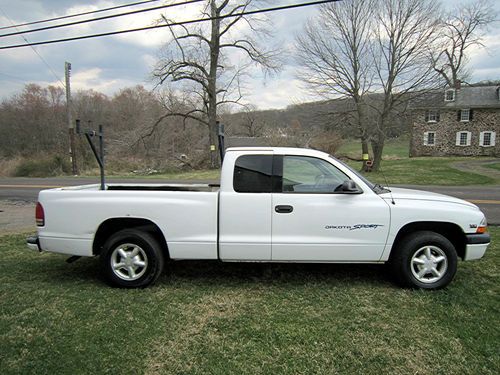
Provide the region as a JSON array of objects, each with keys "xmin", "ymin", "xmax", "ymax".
[{"xmin": 37, "ymin": 184, "xmax": 219, "ymax": 259}]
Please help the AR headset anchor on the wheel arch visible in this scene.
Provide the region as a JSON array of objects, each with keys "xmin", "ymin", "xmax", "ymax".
[
  {"xmin": 390, "ymin": 221, "xmax": 466, "ymax": 260},
  {"xmin": 93, "ymin": 217, "xmax": 169, "ymax": 258}
]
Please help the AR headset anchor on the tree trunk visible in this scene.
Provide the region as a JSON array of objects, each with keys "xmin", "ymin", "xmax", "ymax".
[
  {"xmin": 355, "ymin": 98, "xmax": 371, "ymax": 172},
  {"xmin": 208, "ymin": 120, "xmax": 218, "ymax": 167},
  {"xmin": 371, "ymin": 133, "xmax": 385, "ymax": 172},
  {"xmin": 361, "ymin": 137, "xmax": 370, "ymax": 172},
  {"xmin": 208, "ymin": 0, "xmax": 221, "ymax": 168}
]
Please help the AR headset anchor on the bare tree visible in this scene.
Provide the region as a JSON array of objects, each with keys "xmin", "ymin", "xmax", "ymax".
[
  {"xmin": 239, "ymin": 104, "xmax": 264, "ymax": 137},
  {"xmin": 370, "ymin": 0, "xmax": 441, "ymax": 170},
  {"xmin": 153, "ymin": 0, "xmax": 279, "ymax": 167},
  {"xmin": 432, "ymin": 0, "xmax": 496, "ymax": 87},
  {"xmin": 297, "ymin": 0, "xmax": 441, "ymax": 171},
  {"xmin": 295, "ymin": 0, "xmax": 375, "ymax": 170}
]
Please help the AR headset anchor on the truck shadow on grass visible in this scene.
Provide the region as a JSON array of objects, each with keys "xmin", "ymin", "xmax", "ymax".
[
  {"xmin": 164, "ymin": 260, "xmax": 391, "ymax": 286},
  {"xmin": 34, "ymin": 255, "xmax": 393, "ymax": 288}
]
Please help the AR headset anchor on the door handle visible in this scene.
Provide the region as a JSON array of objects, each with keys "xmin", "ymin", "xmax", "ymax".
[{"xmin": 275, "ymin": 205, "xmax": 293, "ymax": 214}]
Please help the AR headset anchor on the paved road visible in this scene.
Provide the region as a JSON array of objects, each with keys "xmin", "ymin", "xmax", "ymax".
[
  {"xmin": 0, "ymin": 177, "xmax": 218, "ymax": 201},
  {"xmin": 1, "ymin": 177, "xmax": 499, "ymax": 224}
]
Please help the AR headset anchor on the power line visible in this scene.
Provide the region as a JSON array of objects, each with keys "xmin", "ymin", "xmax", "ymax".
[
  {"xmin": 0, "ymin": 0, "xmax": 162, "ymax": 31},
  {"xmin": 0, "ymin": 0, "xmax": 341, "ymax": 51},
  {"xmin": 0, "ymin": 8, "xmax": 65, "ymax": 88},
  {"xmin": 0, "ymin": 0, "xmax": 204, "ymax": 38}
]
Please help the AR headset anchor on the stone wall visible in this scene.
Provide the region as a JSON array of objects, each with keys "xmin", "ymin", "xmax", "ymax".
[{"xmin": 410, "ymin": 108, "xmax": 500, "ymax": 157}]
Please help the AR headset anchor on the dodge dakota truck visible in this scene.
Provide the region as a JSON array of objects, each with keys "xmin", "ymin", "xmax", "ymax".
[{"xmin": 27, "ymin": 147, "xmax": 490, "ymax": 289}]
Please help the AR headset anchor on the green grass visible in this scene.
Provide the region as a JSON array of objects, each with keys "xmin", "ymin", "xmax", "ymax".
[
  {"xmin": 337, "ymin": 137, "xmax": 410, "ymax": 159},
  {"xmin": 485, "ymin": 162, "xmax": 500, "ymax": 172},
  {"xmin": 1, "ymin": 229, "xmax": 499, "ymax": 374},
  {"xmin": 336, "ymin": 138, "xmax": 496, "ymax": 185},
  {"xmin": 351, "ymin": 157, "xmax": 496, "ymax": 186}
]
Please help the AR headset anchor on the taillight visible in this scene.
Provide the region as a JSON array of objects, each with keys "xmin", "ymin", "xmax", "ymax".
[{"xmin": 36, "ymin": 202, "xmax": 45, "ymax": 226}]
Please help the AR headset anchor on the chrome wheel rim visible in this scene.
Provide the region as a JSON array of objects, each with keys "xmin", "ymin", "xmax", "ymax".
[
  {"xmin": 410, "ymin": 245, "xmax": 448, "ymax": 284},
  {"xmin": 110, "ymin": 243, "xmax": 148, "ymax": 281}
]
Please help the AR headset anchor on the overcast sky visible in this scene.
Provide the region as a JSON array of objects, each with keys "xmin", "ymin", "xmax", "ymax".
[{"xmin": 0, "ymin": 0, "xmax": 499, "ymax": 110}]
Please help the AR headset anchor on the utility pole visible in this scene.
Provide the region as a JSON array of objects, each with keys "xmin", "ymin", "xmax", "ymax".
[{"xmin": 65, "ymin": 61, "xmax": 78, "ymax": 175}]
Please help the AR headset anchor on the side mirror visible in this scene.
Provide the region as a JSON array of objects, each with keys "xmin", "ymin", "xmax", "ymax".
[{"xmin": 338, "ymin": 180, "xmax": 362, "ymax": 194}]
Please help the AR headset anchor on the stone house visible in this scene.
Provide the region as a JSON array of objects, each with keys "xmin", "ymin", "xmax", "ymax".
[{"xmin": 410, "ymin": 83, "xmax": 500, "ymax": 157}]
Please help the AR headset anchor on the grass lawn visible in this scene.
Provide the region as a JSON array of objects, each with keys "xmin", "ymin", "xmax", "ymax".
[
  {"xmin": 485, "ymin": 162, "xmax": 500, "ymax": 172},
  {"xmin": 337, "ymin": 137, "xmax": 410, "ymax": 159},
  {"xmin": 1, "ymin": 229, "xmax": 499, "ymax": 374},
  {"xmin": 348, "ymin": 157, "xmax": 496, "ymax": 185},
  {"xmin": 337, "ymin": 138, "xmax": 497, "ymax": 185}
]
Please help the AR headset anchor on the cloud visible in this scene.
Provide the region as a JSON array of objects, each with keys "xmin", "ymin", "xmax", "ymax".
[
  {"xmin": 0, "ymin": 0, "xmax": 499, "ymax": 110},
  {"xmin": 241, "ymin": 67, "xmax": 319, "ymax": 110},
  {"xmin": 69, "ymin": 67, "xmax": 145, "ymax": 94},
  {"xmin": 469, "ymin": 26, "xmax": 500, "ymax": 82}
]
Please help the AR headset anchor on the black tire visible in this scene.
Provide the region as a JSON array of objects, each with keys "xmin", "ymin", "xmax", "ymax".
[
  {"xmin": 390, "ymin": 231, "xmax": 457, "ymax": 290},
  {"xmin": 101, "ymin": 229, "xmax": 165, "ymax": 288}
]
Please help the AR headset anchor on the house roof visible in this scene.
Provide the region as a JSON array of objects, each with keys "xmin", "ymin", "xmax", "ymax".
[{"xmin": 410, "ymin": 85, "xmax": 500, "ymax": 109}]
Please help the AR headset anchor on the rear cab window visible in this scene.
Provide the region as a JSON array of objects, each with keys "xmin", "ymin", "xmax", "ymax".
[{"xmin": 233, "ymin": 155, "xmax": 273, "ymax": 193}]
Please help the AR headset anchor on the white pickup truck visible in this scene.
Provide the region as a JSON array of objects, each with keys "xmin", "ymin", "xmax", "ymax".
[{"xmin": 27, "ymin": 147, "xmax": 490, "ymax": 289}]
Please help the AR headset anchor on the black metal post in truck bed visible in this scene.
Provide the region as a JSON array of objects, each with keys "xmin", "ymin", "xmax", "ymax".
[
  {"xmin": 76, "ymin": 119, "xmax": 106, "ymax": 190},
  {"xmin": 217, "ymin": 121, "xmax": 225, "ymax": 163}
]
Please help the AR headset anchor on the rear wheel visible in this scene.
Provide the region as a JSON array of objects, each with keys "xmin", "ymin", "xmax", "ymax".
[
  {"xmin": 101, "ymin": 229, "xmax": 165, "ymax": 288},
  {"xmin": 390, "ymin": 231, "xmax": 457, "ymax": 290}
]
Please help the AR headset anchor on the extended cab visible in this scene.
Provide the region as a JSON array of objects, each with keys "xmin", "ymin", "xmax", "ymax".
[{"xmin": 27, "ymin": 147, "xmax": 490, "ymax": 289}]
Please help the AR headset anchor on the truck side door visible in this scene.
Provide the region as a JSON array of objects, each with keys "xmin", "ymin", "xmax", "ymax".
[
  {"xmin": 219, "ymin": 151, "xmax": 274, "ymax": 261},
  {"xmin": 271, "ymin": 155, "xmax": 390, "ymax": 262}
]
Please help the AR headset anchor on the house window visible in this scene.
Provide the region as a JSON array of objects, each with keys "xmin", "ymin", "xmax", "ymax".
[
  {"xmin": 480, "ymin": 131, "xmax": 496, "ymax": 147},
  {"xmin": 460, "ymin": 109, "xmax": 470, "ymax": 122},
  {"xmin": 445, "ymin": 89, "xmax": 455, "ymax": 101},
  {"xmin": 456, "ymin": 131, "xmax": 471, "ymax": 146},
  {"xmin": 423, "ymin": 132, "xmax": 435, "ymax": 146},
  {"xmin": 425, "ymin": 110, "xmax": 439, "ymax": 123}
]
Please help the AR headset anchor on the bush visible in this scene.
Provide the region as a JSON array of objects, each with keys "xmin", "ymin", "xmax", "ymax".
[
  {"xmin": 310, "ymin": 131, "xmax": 344, "ymax": 155},
  {"xmin": 14, "ymin": 155, "xmax": 71, "ymax": 177}
]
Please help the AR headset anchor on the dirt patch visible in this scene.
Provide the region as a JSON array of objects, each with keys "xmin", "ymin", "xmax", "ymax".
[{"xmin": 0, "ymin": 200, "xmax": 36, "ymax": 235}]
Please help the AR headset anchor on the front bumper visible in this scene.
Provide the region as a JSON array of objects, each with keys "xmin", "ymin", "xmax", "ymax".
[
  {"xmin": 464, "ymin": 233, "xmax": 490, "ymax": 261},
  {"xmin": 27, "ymin": 236, "xmax": 42, "ymax": 252}
]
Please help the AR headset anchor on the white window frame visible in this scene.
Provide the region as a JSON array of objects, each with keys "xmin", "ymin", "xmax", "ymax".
[
  {"xmin": 445, "ymin": 89, "xmax": 455, "ymax": 102},
  {"xmin": 427, "ymin": 110, "xmax": 438, "ymax": 123},
  {"xmin": 456, "ymin": 131, "xmax": 471, "ymax": 146},
  {"xmin": 423, "ymin": 131, "xmax": 435, "ymax": 146},
  {"xmin": 480, "ymin": 131, "xmax": 496, "ymax": 147}
]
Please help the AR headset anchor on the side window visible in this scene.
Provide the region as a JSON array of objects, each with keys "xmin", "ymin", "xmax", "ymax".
[
  {"xmin": 282, "ymin": 156, "xmax": 348, "ymax": 193},
  {"xmin": 233, "ymin": 155, "xmax": 273, "ymax": 193}
]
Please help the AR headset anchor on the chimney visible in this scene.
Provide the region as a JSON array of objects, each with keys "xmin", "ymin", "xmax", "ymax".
[{"xmin": 455, "ymin": 79, "xmax": 461, "ymax": 90}]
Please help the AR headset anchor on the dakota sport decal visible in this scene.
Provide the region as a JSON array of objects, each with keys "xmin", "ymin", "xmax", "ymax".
[{"xmin": 325, "ymin": 224, "xmax": 384, "ymax": 231}]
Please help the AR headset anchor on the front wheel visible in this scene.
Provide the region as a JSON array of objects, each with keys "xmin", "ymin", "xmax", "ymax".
[
  {"xmin": 390, "ymin": 231, "xmax": 458, "ymax": 290},
  {"xmin": 101, "ymin": 229, "xmax": 165, "ymax": 288}
]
